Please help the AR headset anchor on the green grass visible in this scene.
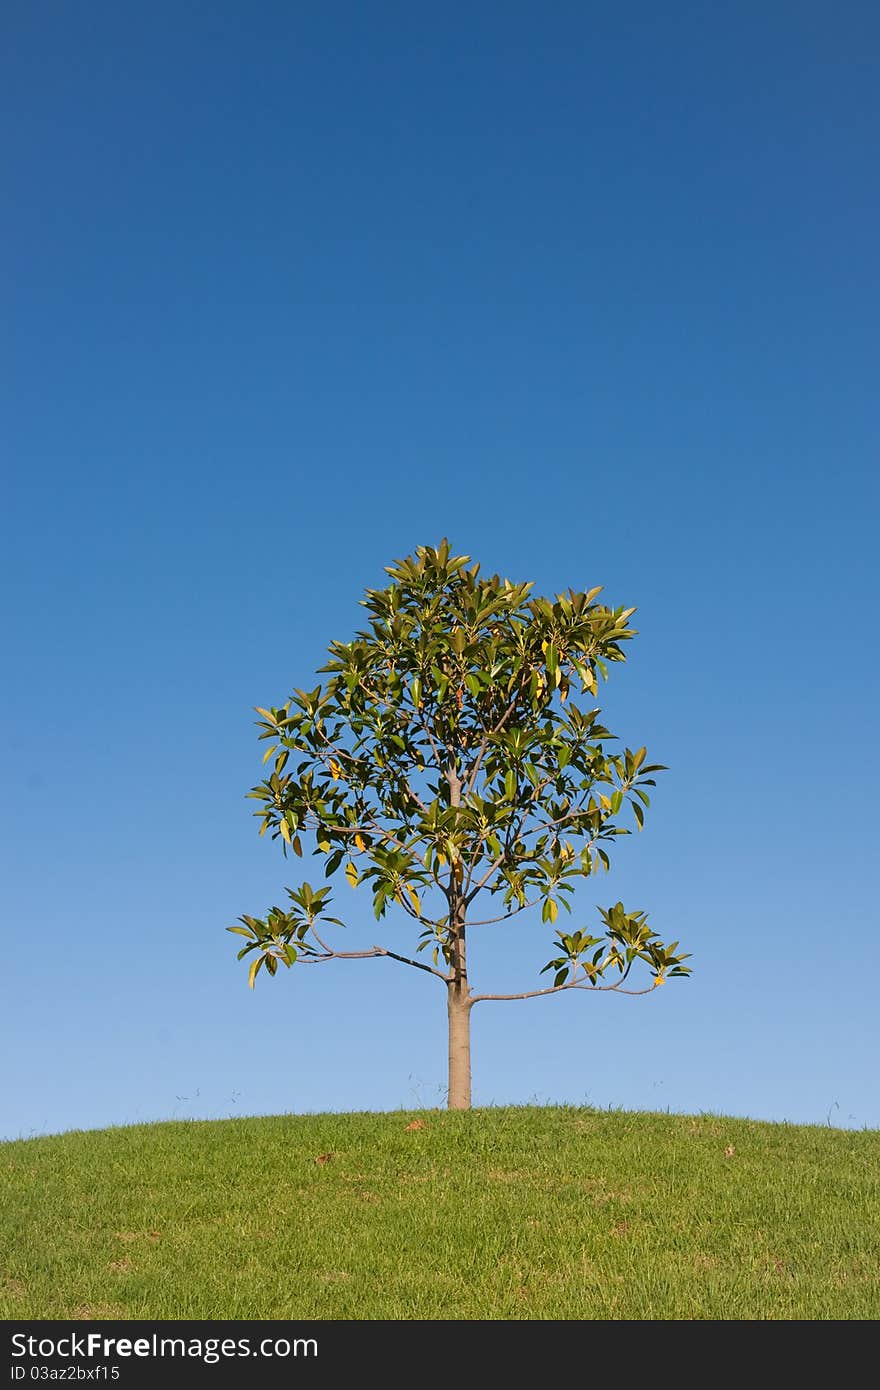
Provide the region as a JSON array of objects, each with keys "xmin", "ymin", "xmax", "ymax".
[{"xmin": 2, "ymin": 1107, "xmax": 878, "ymax": 1320}]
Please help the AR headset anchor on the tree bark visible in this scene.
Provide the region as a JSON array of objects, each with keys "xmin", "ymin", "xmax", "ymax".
[
  {"xmin": 445, "ymin": 759, "xmax": 472, "ymax": 1109},
  {"xmin": 447, "ymin": 976, "xmax": 472, "ymax": 1110}
]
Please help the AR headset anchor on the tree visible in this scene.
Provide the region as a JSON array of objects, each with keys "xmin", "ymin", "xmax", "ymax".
[{"xmin": 229, "ymin": 540, "xmax": 690, "ymax": 1109}]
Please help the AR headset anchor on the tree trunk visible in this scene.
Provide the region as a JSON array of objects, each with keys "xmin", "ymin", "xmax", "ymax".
[
  {"xmin": 447, "ymin": 984, "xmax": 472, "ymax": 1110},
  {"xmin": 446, "ymin": 918, "xmax": 472, "ymax": 1109},
  {"xmin": 445, "ymin": 762, "xmax": 472, "ymax": 1109}
]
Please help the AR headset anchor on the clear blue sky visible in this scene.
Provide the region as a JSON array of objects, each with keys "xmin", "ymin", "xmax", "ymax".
[{"xmin": 3, "ymin": 2, "xmax": 878, "ymax": 1138}]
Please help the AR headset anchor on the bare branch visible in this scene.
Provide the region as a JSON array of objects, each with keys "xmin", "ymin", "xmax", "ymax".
[
  {"xmin": 296, "ymin": 805, "xmax": 414, "ymax": 860},
  {"xmin": 463, "ymin": 848, "xmax": 508, "ymax": 904},
  {"xmin": 470, "ymin": 979, "xmax": 658, "ymax": 1003},
  {"xmin": 394, "ymin": 886, "xmax": 447, "ymax": 932},
  {"xmin": 518, "ymin": 794, "xmax": 623, "ymax": 841},
  {"xmin": 308, "ymin": 923, "xmax": 450, "ymax": 982},
  {"xmin": 463, "ymin": 895, "xmax": 544, "ymax": 926},
  {"xmin": 462, "ymin": 826, "xmax": 492, "ymax": 897},
  {"xmin": 381, "ymin": 946, "xmax": 450, "ymax": 981}
]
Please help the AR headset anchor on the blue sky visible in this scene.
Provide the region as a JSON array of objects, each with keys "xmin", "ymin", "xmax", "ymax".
[{"xmin": 2, "ymin": 2, "xmax": 878, "ymax": 1138}]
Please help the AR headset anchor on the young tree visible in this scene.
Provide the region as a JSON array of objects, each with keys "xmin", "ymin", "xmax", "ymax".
[{"xmin": 229, "ymin": 541, "xmax": 690, "ymax": 1109}]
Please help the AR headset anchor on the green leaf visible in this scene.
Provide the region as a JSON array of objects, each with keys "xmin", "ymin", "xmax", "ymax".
[{"xmin": 248, "ymin": 955, "xmax": 264, "ymax": 989}]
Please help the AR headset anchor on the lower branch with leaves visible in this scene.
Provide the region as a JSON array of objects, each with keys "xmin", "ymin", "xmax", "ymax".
[{"xmin": 229, "ymin": 888, "xmax": 689, "ymax": 999}]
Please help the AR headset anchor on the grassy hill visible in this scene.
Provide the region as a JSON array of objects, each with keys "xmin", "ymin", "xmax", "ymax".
[{"xmin": 2, "ymin": 1107, "xmax": 878, "ymax": 1320}]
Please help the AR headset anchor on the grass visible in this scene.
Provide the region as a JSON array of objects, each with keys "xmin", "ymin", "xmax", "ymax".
[{"xmin": 2, "ymin": 1106, "xmax": 878, "ymax": 1320}]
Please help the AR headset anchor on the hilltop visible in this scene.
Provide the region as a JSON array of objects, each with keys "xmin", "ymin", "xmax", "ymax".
[{"xmin": 2, "ymin": 1107, "xmax": 877, "ymax": 1319}]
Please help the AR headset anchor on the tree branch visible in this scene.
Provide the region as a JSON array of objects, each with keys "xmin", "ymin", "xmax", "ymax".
[
  {"xmin": 461, "ymin": 778, "xmax": 616, "ymax": 903},
  {"xmin": 517, "ymin": 792, "xmax": 624, "ymax": 841},
  {"xmin": 355, "ymin": 676, "xmax": 440, "ymax": 791},
  {"xmin": 463, "ymin": 674, "xmax": 528, "ymax": 797},
  {"xmin": 463, "ymin": 846, "xmax": 509, "ymax": 904},
  {"xmin": 394, "ymin": 886, "xmax": 447, "ymax": 931},
  {"xmin": 382, "ymin": 946, "xmax": 450, "ymax": 981},
  {"xmin": 463, "ymin": 895, "xmax": 544, "ymax": 926},
  {"xmin": 470, "ymin": 978, "xmax": 658, "ymax": 1003},
  {"xmin": 411, "ymin": 697, "xmax": 444, "ymax": 769},
  {"xmin": 462, "ymin": 826, "xmax": 492, "ymax": 897},
  {"xmin": 308, "ymin": 924, "xmax": 450, "ymax": 982},
  {"xmin": 461, "ymin": 765, "xmax": 560, "ymax": 903}
]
